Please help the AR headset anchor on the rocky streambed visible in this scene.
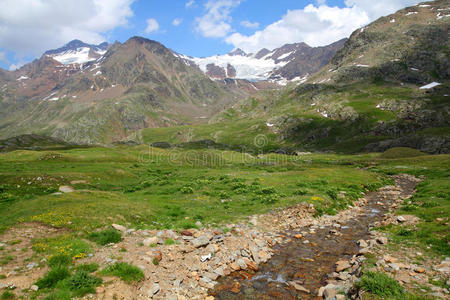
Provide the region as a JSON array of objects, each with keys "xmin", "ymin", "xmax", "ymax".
[{"xmin": 210, "ymin": 174, "xmax": 420, "ymax": 299}]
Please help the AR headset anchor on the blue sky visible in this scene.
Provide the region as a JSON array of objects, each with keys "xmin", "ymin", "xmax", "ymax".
[{"xmin": 0, "ymin": 0, "xmax": 423, "ymax": 70}]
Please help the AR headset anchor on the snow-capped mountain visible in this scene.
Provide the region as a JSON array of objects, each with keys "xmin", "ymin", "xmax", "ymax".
[
  {"xmin": 176, "ymin": 39, "xmax": 347, "ymax": 85},
  {"xmin": 44, "ymin": 39, "xmax": 109, "ymax": 65}
]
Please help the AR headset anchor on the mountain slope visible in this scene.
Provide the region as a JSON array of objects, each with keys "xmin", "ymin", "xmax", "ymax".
[
  {"xmin": 138, "ymin": 1, "xmax": 449, "ymax": 154},
  {"xmin": 310, "ymin": 0, "xmax": 449, "ymax": 85},
  {"xmin": 0, "ymin": 37, "xmax": 253, "ymax": 144}
]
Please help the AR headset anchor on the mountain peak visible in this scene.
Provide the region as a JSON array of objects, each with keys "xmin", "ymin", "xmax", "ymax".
[
  {"xmin": 44, "ymin": 39, "xmax": 109, "ymax": 56},
  {"xmin": 228, "ymin": 48, "xmax": 247, "ymax": 56}
]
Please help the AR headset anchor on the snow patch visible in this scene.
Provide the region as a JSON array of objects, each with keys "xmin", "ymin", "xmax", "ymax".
[
  {"xmin": 277, "ymin": 51, "xmax": 294, "ymax": 61},
  {"xmin": 419, "ymin": 82, "xmax": 441, "ymax": 89},
  {"xmin": 266, "ymin": 122, "xmax": 274, "ymax": 127},
  {"xmin": 94, "ymin": 71, "xmax": 102, "ymax": 76},
  {"xmin": 390, "ymin": 19, "xmax": 395, "ymax": 23},
  {"xmin": 418, "ymin": 4, "xmax": 430, "ymax": 7},
  {"xmin": 190, "ymin": 53, "xmax": 288, "ymax": 81},
  {"xmin": 50, "ymin": 47, "xmax": 101, "ymax": 65},
  {"xmin": 410, "ymin": 68, "xmax": 419, "ymax": 71},
  {"xmin": 16, "ymin": 76, "xmax": 29, "ymax": 81},
  {"xmin": 436, "ymin": 13, "xmax": 450, "ymax": 19},
  {"xmin": 356, "ymin": 64, "xmax": 369, "ymax": 67},
  {"xmin": 405, "ymin": 11, "xmax": 418, "ymax": 16}
]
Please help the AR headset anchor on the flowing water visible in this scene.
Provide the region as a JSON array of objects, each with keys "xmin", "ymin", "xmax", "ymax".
[{"xmin": 210, "ymin": 176, "xmax": 416, "ymax": 299}]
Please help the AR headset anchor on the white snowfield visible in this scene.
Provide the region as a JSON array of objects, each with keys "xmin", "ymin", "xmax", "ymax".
[
  {"xmin": 187, "ymin": 53, "xmax": 289, "ymax": 81},
  {"xmin": 419, "ymin": 82, "xmax": 441, "ymax": 89},
  {"xmin": 49, "ymin": 47, "xmax": 106, "ymax": 65}
]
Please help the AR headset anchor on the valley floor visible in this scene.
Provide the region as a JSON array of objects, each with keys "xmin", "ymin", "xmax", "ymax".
[{"xmin": 0, "ymin": 146, "xmax": 448, "ymax": 299}]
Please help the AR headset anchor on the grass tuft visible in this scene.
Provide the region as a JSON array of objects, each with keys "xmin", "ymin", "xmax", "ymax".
[
  {"xmin": 35, "ymin": 267, "xmax": 71, "ymax": 289},
  {"xmin": 88, "ymin": 229, "xmax": 122, "ymax": 246},
  {"xmin": 74, "ymin": 263, "xmax": 99, "ymax": 273},
  {"xmin": 99, "ymin": 262, "xmax": 144, "ymax": 283},
  {"xmin": 356, "ymin": 271, "xmax": 404, "ymax": 298},
  {"xmin": 48, "ymin": 254, "xmax": 72, "ymax": 268}
]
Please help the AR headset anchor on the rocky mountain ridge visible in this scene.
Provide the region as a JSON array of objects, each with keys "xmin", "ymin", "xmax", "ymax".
[{"xmin": 179, "ymin": 39, "xmax": 346, "ymax": 84}]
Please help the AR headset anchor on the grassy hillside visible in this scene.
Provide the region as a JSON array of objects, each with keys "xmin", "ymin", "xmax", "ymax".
[{"xmin": 138, "ymin": 80, "xmax": 449, "ymax": 154}]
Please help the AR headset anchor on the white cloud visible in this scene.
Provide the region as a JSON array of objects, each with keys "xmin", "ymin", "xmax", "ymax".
[
  {"xmin": 240, "ymin": 20, "xmax": 259, "ymax": 29},
  {"xmin": 195, "ymin": 0, "xmax": 241, "ymax": 38},
  {"xmin": 225, "ymin": 0, "xmax": 423, "ymax": 53},
  {"xmin": 172, "ymin": 18, "xmax": 183, "ymax": 26},
  {"xmin": 8, "ymin": 61, "xmax": 26, "ymax": 71},
  {"xmin": 186, "ymin": 0, "xmax": 195, "ymax": 8},
  {"xmin": 226, "ymin": 4, "xmax": 369, "ymax": 53},
  {"xmin": 0, "ymin": 0, "xmax": 134, "ymax": 58},
  {"xmin": 344, "ymin": 0, "xmax": 424, "ymax": 19},
  {"xmin": 145, "ymin": 18, "xmax": 160, "ymax": 34}
]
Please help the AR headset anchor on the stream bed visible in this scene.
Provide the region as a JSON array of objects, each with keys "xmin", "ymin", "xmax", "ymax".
[{"xmin": 210, "ymin": 176, "xmax": 416, "ymax": 299}]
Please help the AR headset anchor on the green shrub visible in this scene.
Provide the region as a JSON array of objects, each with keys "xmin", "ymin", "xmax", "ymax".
[
  {"xmin": 259, "ymin": 187, "xmax": 276, "ymax": 195},
  {"xmin": 88, "ymin": 229, "xmax": 122, "ymax": 246},
  {"xmin": 36, "ymin": 267, "xmax": 71, "ymax": 289},
  {"xmin": 99, "ymin": 262, "xmax": 144, "ymax": 283},
  {"xmin": 1, "ymin": 291, "xmax": 14, "ymax": 300},
  {"xmin": 74, "ymin": 263, "xmax": 99, "ymax": 273},
  {"xmin": 180, "ymin": 186, "xmax": 194, "ymax": 194},
  {"xmin": 66, "ymin": 270, "xmax": 102, "ymax": 296},
  {"xmin": 152, "ymin": 258, "xmax": 159, "ymax": 265},
  {"xmin": 356, "ymin": 271, "xmax": 405, "ymax": 297},
  {"xmin": 293, "ymin": 189, "xmax": 307, "ymax": 196},
  {"xmin": 48, "ymin": 254, "xmax": 72, "ymax": 268}
]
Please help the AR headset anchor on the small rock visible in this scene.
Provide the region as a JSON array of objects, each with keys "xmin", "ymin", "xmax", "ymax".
[
  {"xmin": 236, "ymin": 258, "xmax": 247, "ymax": 270},
  {"xmin": 289, "ymin": 281, "xmax": 310, "ymax": 293},
  {"xmin": 397, "ymin": 216, "xmax": 406, "ymax": 223},
  {"xmin": 191, "ymin": 235, "xmax": 211, "ymax": 248},
  {"xmin": 323, "ymin": 284, "xmax": 336, "ymax": 299},
  {"xmin": 336, "ymin": 295, "xmax": 346, "ymax": 300},
  {"xmin": 414, "ymin": 267, "xmax": 425, "ymax": 273},
  {"xmin": 203, "ymin": 272, "xmax": 219, "ymax": 281},
  {"xmin": 213, "ymin": 267, "xmax": 224, "ymax": 277},
  {"xmin": 30, "ymin": 285, "xmax": 39, "ymax": 292},
  {"xmin": 294, "ymin": 234, "xmax": 303, "ymax": 239},
  {"xmin": 376, "ymin": 237, "xmax": 388, "ymax": 245},
  {"xmin": 58, "ymin": 185, "xmax": 74, "ymax": 193},
  {"xmin": 335, "ymin": 260, "xmax": 351, "ymax": 272},
  {"xmin": 181, "ymin": 230, "xmax": 193, "ymax": 236},
  {"xmin": 148, "ymin": 283, "xmax": 160, "ymax": 296},
  {"xmin": 96, "ymin": 287, "xmax": 105, "ymax": 294},
  {"xmin": 383, "ymin": 255, "xmax": 398, "ymax": 263},
  {"xmin": 357, "ymin": 239, "xmax": 368, "ymax": 248},
  {"xmin": 201, "ymin": 253, "xmax": 212, "ymax": 262},
  {"xmin": 111, "ymin": 224, "xmax": 126, "ymax": 232},
  {"xmin": 143, "ymin": 237, "xmax": 159, "ymax": 246}
]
